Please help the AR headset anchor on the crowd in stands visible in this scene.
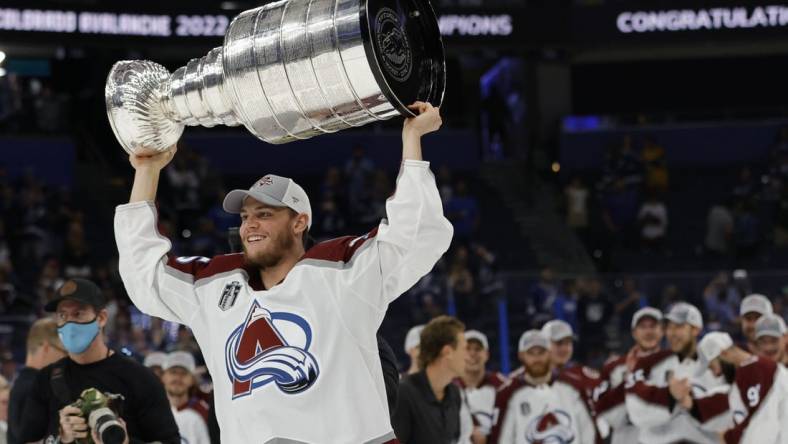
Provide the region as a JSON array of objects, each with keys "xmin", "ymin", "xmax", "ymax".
[{"xmin": 564, "ymin": 129, "xmax": 788, "ymax": 271}]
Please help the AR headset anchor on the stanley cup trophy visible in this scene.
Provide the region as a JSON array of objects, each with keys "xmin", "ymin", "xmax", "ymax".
[{"xmin": 105, "ymin": 0, "xmax": 446, "ymax": 155}]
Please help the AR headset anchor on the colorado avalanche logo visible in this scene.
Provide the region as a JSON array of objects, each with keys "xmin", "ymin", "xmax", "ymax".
[
  {"xmin": 225, "ymin": 301, "xmax": 319, "ymax": 399},
  {"xmin": 525, "ymin": 409, "xmax": 575, "ymax": 444}
]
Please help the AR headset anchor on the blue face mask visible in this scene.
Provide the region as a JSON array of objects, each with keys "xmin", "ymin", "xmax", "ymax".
[{"xmin": 58, "ymin": 318, "xmax": 100, "ymax": 354}]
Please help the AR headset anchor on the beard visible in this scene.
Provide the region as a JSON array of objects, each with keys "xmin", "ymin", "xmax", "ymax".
[
  {"xmin": 527, "ymin": 361, "xmax": 551, "ymax": 378},
  {"xmin": 243, "ymin": 232, "xmax": 294, "ymax": 268}
]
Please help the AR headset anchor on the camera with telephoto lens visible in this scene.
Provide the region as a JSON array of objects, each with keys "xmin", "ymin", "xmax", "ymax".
[{"xmin": 70, "ymin": 388, "xmax": 126, "ymax": 444}]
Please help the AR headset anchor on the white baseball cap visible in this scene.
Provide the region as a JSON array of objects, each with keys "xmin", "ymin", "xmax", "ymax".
[
  {"xmin": 518, "ymin": 330, "xmax": 550, "ymax": 352},
  {"xmin": 755, "ymin": 314, "xmax": 787, "ymax": 339},
  {"xmin": 164, "ymin": 351, "xmax": 196, "ymax": 373},
  {"xmin": 465, "ymin": 330, "xmax": 489, "ymax": 350},
  {"xmin": 541, "ymin": 320, "xmax": 574, "ymax": 342},
  {"xmin": 143, "ymin": 351, "xmax": 167, "ymax": 369},
  {"xmin": 223, "ymin": 174, "xmax": 312, "ymax": 230},
  {"xmin": 631, "ymin": 307, "xmax": 663, "ymax": 330},
  {"xmin": 665, "ymin": 302, "xmax": 703, "ymax": 329},
  {"xmin": 740, "ymin": 294, "xmax": 773, "ymax": 317},
  {"xmin": 404, "ymin": 325, "xmax": 425, "ymax": 353},
  {"xmin": 695, "ymin": 332, "xmax": 734, "ymax": 377}
]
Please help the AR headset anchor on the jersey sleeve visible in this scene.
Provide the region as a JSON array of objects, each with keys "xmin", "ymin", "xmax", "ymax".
[
  {"xmin": 304, "ymin": 160, "xmax": 453, "ymax": 340},
  {"xmin": 459, "ymin": 390, "xmax": 474, "ymax": 444},
  {"xmin": 690, "ymin": 387, "xmax": 731, "ymax": 432},
  {"xmin": 114, "ymin": 201, "xmax": 208, "ymax": 325},
  {"xmin": 497, "ymin": 393, "xmax": 519, "ymax": 444},
  {"xmin": 488, "ymin": 382, "xmax": 517, "ymax": 444}
]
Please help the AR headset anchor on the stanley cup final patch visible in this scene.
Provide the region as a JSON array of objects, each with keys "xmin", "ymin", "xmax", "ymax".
[{"xmin": 219, "ymin": 281, "xmax": 242, "ymax": 311}]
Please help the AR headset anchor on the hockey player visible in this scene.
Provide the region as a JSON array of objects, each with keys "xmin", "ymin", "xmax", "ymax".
[
  {"xmin": 490, "ymin": 330, "xmax": 596, "ymax": 444},
  {"xmin": 625, "ymin": 302, "xmax": 729, "ymax": 444},
  {"xmin": 674, "ymin": 332, "xmax": 788, "ymax": 443},
  {"xmin": 114, "ymin": 103, "xmax": 453, "ymax": 443},
  {"xmin": 456, "ymin": 329, "xmax": 507, "ymax": 443},
  {"xmin": 739, "ymin": 294, "xmax": 773, "ymax": 353},
  {"xmin": 594, "ymin": 306, "xmax": 663, "ymax": 444},
  {"xmin": 753, "ymin": 314, "xmax": 787, "ymax": 367},
  {"xmin": 540, "ymin": 320, "xmax": 602, "ymax": 443}
]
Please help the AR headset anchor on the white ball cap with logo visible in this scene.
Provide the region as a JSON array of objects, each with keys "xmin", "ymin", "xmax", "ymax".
[
  {"xmin": 164, "ymin": 351, "xmax": 197, "ymax": 374},
  {"xmin": 465, "ymin": 330, "xmax": 489, "ymax": 350},
  {"xmin": 665, "ymin": 302, "xmax": 704, "ymax": 329},
  {"xmin": 541, "ymin": 320, "xmax": 574, "ymax": 342},
  {"xmin": 223, "ymin": 174, "xmax": 312, "ymax": 230},
  {"xmin": 518, "ymin": 330, "xmax": 550, "ymax": 353},
  {"xmin": 695, "ymin": 332, "xmax": 734, "ymax": 377},
  {"xmin": 740, "ymin": 294, "xmax": 774, "ymax": 317},
  {"xmin": 404, "ymin": 325, "xmax": 425, "ymax": 353},
  {"xmin": 143, "ymin": 351, "xmax": 167, "ymax": 368},
  {"xmin": 631, "ymin": 307, "xmax": 663, "ymax": 330},
  {"xmin": 755, "ymin": 314, "xmax": 787, "ymax": 339}
]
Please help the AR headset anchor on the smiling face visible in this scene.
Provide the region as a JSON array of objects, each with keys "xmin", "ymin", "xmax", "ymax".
[
  {"xmin": 239, "ymin": 198, "xmax": 307, "ymax": 268},
  {"xmin": 549, "ymin": 338, "xmax": 574, "ymax": 367},
  {"xmin": 741, "ymin": 312, "xmax": 762, "ymax": 343},
  {"xmin": 633, "ymin": 317, "xmax": 663, "ymax": 351}
]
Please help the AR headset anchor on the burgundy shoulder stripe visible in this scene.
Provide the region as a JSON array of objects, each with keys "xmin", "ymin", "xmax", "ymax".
[{"xmin": 303, "ymin": 227, "xmax": 379, "ymax": 263}]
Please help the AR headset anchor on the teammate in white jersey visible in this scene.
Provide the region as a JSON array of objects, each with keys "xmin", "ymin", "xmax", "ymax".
[
  {"xmin": 626, "ymin": 302, "xmax": 729, "ymax": 444},
  {"xmin": 456, "ymin": 329, "xmax": 506, "ymax": 443},
  {"xmin": 754, "ymin": 314, "xmax": 787, "ymax": 367},
  {"xmin": 739, "ymin": 294, "xmax": 774, "ymax": 353},
  {"xmin": 114, "ymin": 102, "xmax": 453, "ymax": 443},
  {"xmin": 491, "ymin": 330, "xmax": 596, "ymax": 444},
  {"xmin": 594, "ymin": 306, "xmax": 663, "ymax": 444},
  {"xmin": 676, "ymin": 332, "xmax": 788, "ymax": 444}
]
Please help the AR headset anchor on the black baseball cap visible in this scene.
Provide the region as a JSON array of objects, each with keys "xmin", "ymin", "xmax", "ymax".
[{"xmin": 45, "ymin": 278, "xmax": 107, "ymax": 312}]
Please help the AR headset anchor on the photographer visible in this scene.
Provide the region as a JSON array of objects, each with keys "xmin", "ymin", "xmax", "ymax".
[{"xmin": 18, "ymin": 279, "xmax": 179, "ymax": 444}]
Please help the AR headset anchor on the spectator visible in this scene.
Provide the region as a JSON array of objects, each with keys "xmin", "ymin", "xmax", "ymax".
[
  {"xmin": 565, "ymin": 177, "xmax": 589, "ymax": 232},
  {"xmin": 733, "ymin": 199, "xmax": 761, "ymax": 261},
  {"xmin": 529, "ymin": 268, "xmax": 558, "ymax": 327},
  {"xmin": 642, "ymin": 137, "xmax": 669, "ymax": 194},
  {"xmin": 577, "ymin": 278, "xmax": 613, "ymax": 365},
  {"xmin": 6, "ymin": 318, "xmax": 66, "ymax": 444},
  {"xmin": 551, "ymin": 279, "xmax": 579, "ymax": 333},
  {"xmin": 162, "ymin": 351, "xmax": 210, "ymax": 444},
  {"xmin": 702, "ymin": 272, "xmax": 741, "ymax": 333},
  {"xmin": 60, "ymin": 221, "xmax": 92, "ymax": 279},
  {"xmin": 602, "ymin": 179, "xmax": 639, "ymax": 245},
  {"xmin": 732, "ymin": 166, "xmax": 757, "ymax": 200},
  {"xmin": 615, "ymin": 278, "xmax": 647, "ymax": 335},
  {"xmin": 705, "ymin": 199, "xmax": 734, "ymax": 255},
  {"xmin": 317, "ymin": 196, "xmax": 346, "ymax": 239},
  {"xmin": 445, "ymin": 180, "xmax": 480, "ymax": 240},
  {"xmin": 448, "ymin": 245, "xmax": 475, "ymax": 320},
  {"xmin": 637, "ymin": 193, "xmax": 668, "ymax": 249},
  {"xmin": 344, "ymin": 144, "xmax": 374, "ymax": 220}
]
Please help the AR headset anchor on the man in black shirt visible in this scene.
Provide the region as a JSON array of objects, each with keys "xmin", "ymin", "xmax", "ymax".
[
  {"xmin": 18, "ymin": 278, "xmax": 179, "ymax": 444},
  {"xmin": 393, "ymin": 316, "xmax": 470, "ymax": 444},
  {"xmin": 7, "ymin": 318, "xmax": 67, "ymax": 444}
]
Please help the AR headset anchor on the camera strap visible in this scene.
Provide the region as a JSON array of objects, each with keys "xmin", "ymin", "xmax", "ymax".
[{"xmin": 49, "ymin": 361, "xmax": 74, "ymax": 407}]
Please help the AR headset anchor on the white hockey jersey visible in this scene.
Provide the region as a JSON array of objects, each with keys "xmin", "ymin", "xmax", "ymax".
[
  {"xmin": 114, "ymin": 160, "xmax": 453, "ymax": 444},
  {"xmin": 456, "ymin": 372, "xmax": 507, "ymax": 436},
  {"xmin": 625, "ymin": 350, "xmax": 729, "ymax": 444},
  {"xmin": 491, "ymin": 377, "xmax": 597, "ymax": 444},
  {"xmin": 692, "ymin": 356, "xmax": 788, "ymax": 444}
]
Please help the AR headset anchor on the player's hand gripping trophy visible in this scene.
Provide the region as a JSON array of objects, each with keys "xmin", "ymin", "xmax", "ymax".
[{"xmin": 105, "ymin": 0, "xmax": 446, "ymax": 155}]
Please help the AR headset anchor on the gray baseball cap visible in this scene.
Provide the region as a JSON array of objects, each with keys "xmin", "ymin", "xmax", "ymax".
[
  {"xmin": 541, "ymin": 320, "xmax": 574, "ymax": 342},
  {"xmin": 665, "ymin": 302, "xmax": 703, "ymax": 329},
  {"xmin": 465, "ymin": 330, "xmax": 489, "ymax": 350},
  {"xmin": 518, "ymin": 330, "xmax": 550, "ymax": 352},
  {"xmin": 631, "ymin": 307, "xmax": 663, "ymax": 330},
  {"xmin": 755, "ymin": 314, "xmax": 787, "ymax": 339},
  {"xmin": 740, "ymin": 294, "xmax": 773, "ymax": 317},
  {"xmin": 164, "ymin": 351, "xmax": 196, "ymax": 373},
  {"xmin": 223, "ymin": 174, "xmax": 312, "ymax": 229}
]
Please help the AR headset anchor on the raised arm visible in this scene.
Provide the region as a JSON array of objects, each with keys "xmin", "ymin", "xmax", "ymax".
[
  {"xmin": 128, "ymin": 145, "xmax": 177, "ymax": 203},
  {"xmin": 115, "ymin": 144, "xmax": 209, "ymax": 325}
]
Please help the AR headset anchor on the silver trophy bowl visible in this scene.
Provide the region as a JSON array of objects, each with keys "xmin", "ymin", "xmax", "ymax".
[{"xmin": 105, "ymin": 0, "xmax": 446, "ymax": 155}]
